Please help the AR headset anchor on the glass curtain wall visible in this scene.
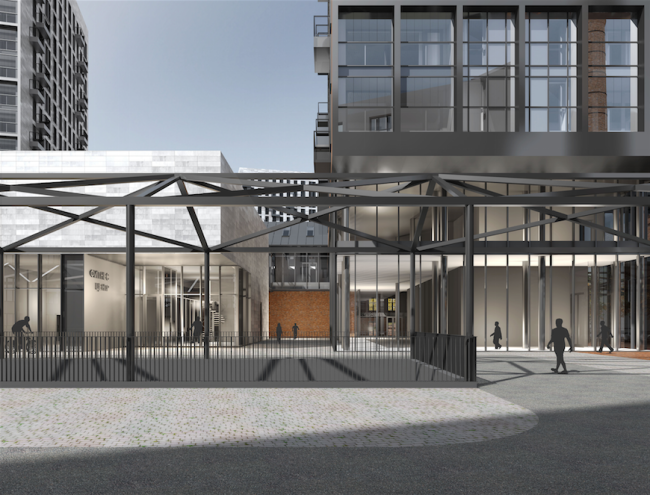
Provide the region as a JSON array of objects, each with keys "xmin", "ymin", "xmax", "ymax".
[
  {"xmin": 463, "ymin": 10, "xmax": 516, "ymax": 131},
  {"xmin": 525, "ymin": 11, "xmax": 578, "ymax": 132},
  {"xmin": 588, "ymin": 10, "xmax": 639, "ymax": 132},
  {"xmin": 401, "ymin": 7, "xmax": 455, "ymax": 132},
  {"xmin": 338, "ymin": 7, "xmax": 394, "ymax": 132}
]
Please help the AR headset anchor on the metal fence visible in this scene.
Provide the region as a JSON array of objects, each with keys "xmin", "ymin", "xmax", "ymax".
[{"xmin": 1, "ymin": 331, "xmax": 476, "ymax": 384}]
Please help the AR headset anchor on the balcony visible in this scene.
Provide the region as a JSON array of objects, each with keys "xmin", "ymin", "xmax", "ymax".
[
  {"xmin": 78, "ymin": 131, "xmax": 88, "ymax": 148},
  {"xmin": 29, "ymin": 27, "xmax": 45, "ymax": 54},
  {"xmin": 77, "ymin": 93, "xmax": 88, "ymax": 110},
  {"xmin": 313, "ymin": 16, "xmax": 330, "ymax": 75},
  {"xmin": 74, "ymin": 32, "xmax": 86, "ymax": 48},
  {"xmin": 314, "ymin": 102, "xmax": 330, "ymax": 170},
  {"xmin": 76, "ymin": 58, "xmax": 88, "ymax": 74},
  {"xmin": 74, "ymin": 106, "xmax": 86, "ymax": 123},
  {"xmin": 29, "ymin": 80, "xmax": 46, "ymax": 104},
  {"xmin": 34, "ymin": 10, "xmax": 51, "ymax": 39},
  {"xmin": 35, "ymin": 111, "xmax": 51, "ymax": 136},
  {"xmin": 30, "ymin": 131, "xmax": 45, "ymax": 151},
  {"xmin": 34, "ymin": 62, "xmax": 51, "ymax": 90},
  {"xmin": 73, "ymin": 70, "xmax": 86, "ymax": 84}
]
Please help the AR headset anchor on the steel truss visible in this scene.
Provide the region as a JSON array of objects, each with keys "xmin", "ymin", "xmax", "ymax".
[{"xmin": 1, "ymin": 172, "xmax": 649, "ymax": 255}]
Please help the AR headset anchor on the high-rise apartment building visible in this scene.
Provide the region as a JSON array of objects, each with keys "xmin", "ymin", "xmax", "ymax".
[{"xmin": 0, "ymin": 0, "xmax": 88, "ymax": 151}]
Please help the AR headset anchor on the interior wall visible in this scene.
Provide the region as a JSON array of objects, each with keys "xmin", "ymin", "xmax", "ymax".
[{"xmin": 84, "ymin": 255, "xmax": 125, "ymax": 334}]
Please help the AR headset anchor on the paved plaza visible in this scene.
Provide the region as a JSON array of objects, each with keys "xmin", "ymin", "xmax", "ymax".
[
  {"xmin": 0, "ymin": 388, "xmax": 536, "ymax": 448},
  {"xmin": 1, "ymin": 350, "xmax": 649, "ymax": 493}
]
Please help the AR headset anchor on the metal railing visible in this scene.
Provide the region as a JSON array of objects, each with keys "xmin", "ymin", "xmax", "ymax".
[
  {"xmin": 314, "ymin": 15, "xmax": 329, "ymax": 37},
  {"xmin": 0, "ymin": 331, "xmax": 476, "ymax": 384}
]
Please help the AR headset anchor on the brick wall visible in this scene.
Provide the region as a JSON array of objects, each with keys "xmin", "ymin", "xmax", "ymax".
[{"xmin": 269, "ymin": 291, "xmax": 355, "ymax": 338}]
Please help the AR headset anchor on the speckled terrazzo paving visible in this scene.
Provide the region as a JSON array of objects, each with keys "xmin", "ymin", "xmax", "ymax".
[{"xmin": 0, "ymin": 389, "xmax": 537, "ymax": 448}]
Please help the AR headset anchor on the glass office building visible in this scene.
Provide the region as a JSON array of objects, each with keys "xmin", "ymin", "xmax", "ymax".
[{"xmin": 313, "ymin": 2, "xmax": 649, "ymax": 351}]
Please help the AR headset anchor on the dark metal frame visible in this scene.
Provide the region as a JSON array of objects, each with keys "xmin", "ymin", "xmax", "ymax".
[{"xmin": 2, "ymin": 172, "xmax": 649, "ymax": 372}]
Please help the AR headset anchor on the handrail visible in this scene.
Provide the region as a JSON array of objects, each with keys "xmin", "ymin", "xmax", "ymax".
[
  {"xmin": 314, "ymin": 15, "xmax": 329, "ymax": 37},
  {"xmin": 317, "ymin": 102, "xmax": 328, "ymax": 115}
]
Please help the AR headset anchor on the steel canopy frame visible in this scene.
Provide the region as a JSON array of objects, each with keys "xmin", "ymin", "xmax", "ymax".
[{"xmin": 0, "ymin": 172, "xmax": 649, "ymax": 255}]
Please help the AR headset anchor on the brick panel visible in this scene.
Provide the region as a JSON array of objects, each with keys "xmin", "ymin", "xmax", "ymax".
[{"xmin": 269, "ymin": 291, "xmax": 355, "ymax": 338}]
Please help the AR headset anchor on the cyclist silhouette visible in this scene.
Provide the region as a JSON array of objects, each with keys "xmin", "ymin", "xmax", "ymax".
[{"xmin": 10, "ymin": 316, "xmax": 32, "ymax": 353}]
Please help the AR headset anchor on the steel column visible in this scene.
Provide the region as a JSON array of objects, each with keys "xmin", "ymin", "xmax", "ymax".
[
  {"xmin": 342, "ymin": 208, "xmax": 350, "ymax": 350},
  {"xmin": 592, "ymin": 255, "xmax": 598, "ymax": 351},
  {"xmin": 440, "ymin": 255, "xmax": 448, "ymax": 334},
  {"xmin": 37, "ymin": 255, "xmax": 42, "ymax": 333},
  {"xmin": 538, "ymin": 257, "xmax": 546, "ymax": 350},
  {"xmin": 126, "ymin": 205, "xmax": 135, "ymax": 381},
  {"xmin": 409, "ymin": 252, "xmax": 415, "ymax": 336},
  {"xmin": 636, "ymin": 254, "xmax": 641, "ymax": 350},
  {"xmin": 614, "ymin": 256, "xmax": 621, "ymax": 351},
  {"xmin": 522, "ymin": 259, "xmax": 530, "ymax": 349},
  {"xmin": 464, "ymin": 206, "xmax": 474, "ymax": 338},
  {"xmin": 204, "ymin": 251, "xmax": 210, "ymax": 359}
]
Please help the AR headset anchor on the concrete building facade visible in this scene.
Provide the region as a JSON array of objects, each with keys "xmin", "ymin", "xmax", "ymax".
[{"xmin": 0, "ymin": 0, "xmax": 88, "ymax": 152}]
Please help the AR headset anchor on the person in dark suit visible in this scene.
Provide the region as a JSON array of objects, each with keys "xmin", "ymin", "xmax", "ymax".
[
  {"xmin": 276, "ymin": 322, "xmax": 282, "ymax": 344},
  {"xmin": 547, "ymin": 318, "xmax": 573, "ymax": 374},
  {"xmin": 597, "ymin": 321, "xmax": 614, "ymax": 353},
  {"xmin": 190, "ymin": 317, "xmax": 203, "ymax": 344},
  {"xmin": 490, "ymin": 321, "xmax": 502, "ymax": 349},
  {"xmin": 292, "ymin": 323, "xmax": 299, "ymax": 340}
]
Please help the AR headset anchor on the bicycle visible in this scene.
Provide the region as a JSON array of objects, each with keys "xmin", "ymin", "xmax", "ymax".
[{"xmin": 6, "ymin": 330, "xmax": 36, "ymax": 355}]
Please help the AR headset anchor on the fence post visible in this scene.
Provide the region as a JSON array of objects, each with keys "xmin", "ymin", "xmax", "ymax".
[{"xmin": 126, "ymin": 204, "xmax": 135, "ymax": 381}]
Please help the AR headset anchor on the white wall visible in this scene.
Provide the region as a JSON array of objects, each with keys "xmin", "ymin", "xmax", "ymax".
[{"xmin": 84, "ymin": 255, "xmax": 125, "ymax": 334}]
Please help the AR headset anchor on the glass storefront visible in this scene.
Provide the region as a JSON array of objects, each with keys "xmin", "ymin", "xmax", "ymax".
[{"xmin": 2, "ymin": 254, "xmax": 253, "ymax": 344}]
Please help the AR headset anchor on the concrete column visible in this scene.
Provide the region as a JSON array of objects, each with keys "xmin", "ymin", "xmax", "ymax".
[
  {"xmin": 204, "ymin": 251, "xmax": 210, "ymax": 359},
  {"xmin": 464, "ymin": 206, "xmax": 474, "ymax": 338},
  {"xmin": 522, "ymin": 259, "xmax": 530, "ymax": 349},
  {"xmin": 538, "ymin": 257, "xmax": 546, "ymax": 350},
  {"xmin": 440, "ymin": 256, "xmax": 448, "ymax": 334},
  {"xmin": 342, "ymin": 208, "xmax": 350, "ymax": 350},
  {"xmin": 126, "ymin": 205, "xmax": 135, "ymax": 381}
]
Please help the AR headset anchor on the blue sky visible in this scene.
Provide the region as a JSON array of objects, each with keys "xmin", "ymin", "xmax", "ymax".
[{"xmin": 77, "ymin": 0, "xmax": 327, "ymax": 172}]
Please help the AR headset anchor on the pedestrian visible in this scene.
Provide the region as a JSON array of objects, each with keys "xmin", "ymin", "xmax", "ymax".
[
  {"xmin": 597, "ymin": 321, "xmax": 614, "ymax": 354},
  {"xmin": 490, "ymin": 321, "xmax": 502, "ymax": 349},
  {"xmin": 292, "ymin": 322, "xmax": 299, "ymax": 340},
  {"xmin": 190, "ymin": 316, "xmax": 203, "ymax": 344},
  {"xmin": 546, "ymin": 318, "xmax": 573, "ymax": 374},
  {"xmin": 276, "ymin": 322, "xmax": 282, "ymax": 344}
]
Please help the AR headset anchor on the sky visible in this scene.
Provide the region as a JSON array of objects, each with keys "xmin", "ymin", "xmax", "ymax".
[{"xmin": 77, "ymin": 0, "xmax": 327, "ymax": 172}]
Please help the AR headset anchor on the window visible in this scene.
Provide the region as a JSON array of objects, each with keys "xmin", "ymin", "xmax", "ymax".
[
  {"xmin": 401, "ymin": 8, "xmax": 454, "ymax": 132},
  {"xmin": 525, "ymin": 11, "xmax": 578, "ymax": 132},
  {"xmin": 0, "ymin": 28, "xmax": 16, "ymax": 51},
  {"xmin": 282, "ymin": 228, "xmax": 290, "ymax": 237},
  {"xmin": 338, "ymin": 7, "xmax": 393, "ymax": 132},
  {"xmin": 588, "ymin": 10, "xmax": 639, "ymax": 132},
  {"xmin": 0, "ymin": 81, "xmax": 16, "ymax": 106},
  {"xmin": 463, "ymin": 11, "xmax": 516, "ymax": 132},
  {"xmin": 307, "ymin": 227, "xmax": 315, "ymax": 237}
]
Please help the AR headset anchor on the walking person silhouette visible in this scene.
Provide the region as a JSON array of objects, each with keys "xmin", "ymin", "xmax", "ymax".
[
  {"xmin": 490, "ymin": 321, "xmax": 502, "ymax": 349},
  {"xmin": 292, "ymin": 323, "xmax": 299, "ymax": 340},
  {"xmin": 190, "ymin": 316, "xmax": 202, "ymax": 345},
  {"xmin": 546, "ymin": 318, "xmax": 573, "ymax": 374},
  {"xmin": 276, "ymin": 322, "xmax": 282, "ymax": 344},
  {"xmin": 597, "ymin": 320, "xmax": 614, "ymax": 353}
]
